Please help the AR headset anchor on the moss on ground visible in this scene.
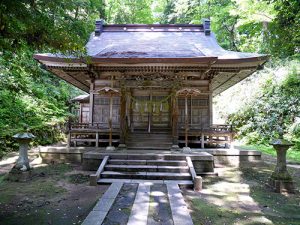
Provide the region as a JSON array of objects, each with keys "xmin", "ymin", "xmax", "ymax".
[
  {"xmin": 67, "ymin": 173, "xmax": 89, "ymax": 184},
  {"xmin": 190, "ymin": 197, "xmax": 264, "ymax": 225},
  {"xmin": 0, "ymin": 162, "xmax": 107, "ymax": 225},
  {"xmin": 187, "ymin": 161, "xmax": 300, "ymax": 225},
  {"xmin": 0, "ymin": 177, "xmax": 66, "ymax": 205}
]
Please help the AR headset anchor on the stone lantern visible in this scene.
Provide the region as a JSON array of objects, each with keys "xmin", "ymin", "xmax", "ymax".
[
  {"xmin": 269, "ymin": 138, "xmax": 295, "ymax": 193},
  {"xmin": 13, "ymin": 132, "xmax": 35, "ymax": 171}
]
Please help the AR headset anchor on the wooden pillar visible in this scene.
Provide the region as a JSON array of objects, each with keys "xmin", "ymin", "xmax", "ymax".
[
  {"xmin": 109, "ymin": 93, "xmax": 113, "ymax": 147},
  {"xmin": 119, "ymin": 88, "xmax": 127, "ymax": 148},
  {"xmin": 185, "ymin": 96, "xmax": 188, "ymax": 147},
  {"xmin": 201, "ymin": 133, "xmax": 204, "ymax": 149},
  {"xmin": 67, "ymin": 132, "xmax": 71, "ymax": 148},
  {"xmin": 171, "ymin": 93, "xmax": 179, "ymax": 147},
  {"xmin": 130, "ymin": 90, "xmax": 134, "ymax": 132},
  {"xmin": 95, "ymin": 132, "xmax": 99, "ymax": 148},
  {"xmin": 89, "ymin": 79, "xmax": 95, "ymax": 125},
  {"xmin": 148, "ymin": 91, "xmax": 152, "ymax": 133},
  {"xmin": 208, "ymin": 81, "xmax": 213, "ymax": 126},
  {"xmin": 79, "ymin": 104, "xmax": 83, "ymax": 123}
]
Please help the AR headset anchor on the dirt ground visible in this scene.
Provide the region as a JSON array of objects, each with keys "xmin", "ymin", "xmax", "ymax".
[
  {"xmin": 184, "ymin": 159, "xmax": 300, "ymax": 225},
  {"xmin": 1, "ymin": 150, "xmax": 300, "ymax": 225},
  {"xmin": 0, "ymin": 153, "xmax": 109, "ymax": 225}
]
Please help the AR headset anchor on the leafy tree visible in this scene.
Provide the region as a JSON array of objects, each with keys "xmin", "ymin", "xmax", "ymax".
[
  {"xmin": 228, "ymin": 61, "xmax": 300, "ymax": 149},
  {"xmin": 0, "ymin": 0, "xmax": 100, "ymax": 157}
]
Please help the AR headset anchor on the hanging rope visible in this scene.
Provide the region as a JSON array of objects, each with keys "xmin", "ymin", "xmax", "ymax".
[{"xmin": 130, "ymin": 93, "xmax": 174, "ymax": 115}]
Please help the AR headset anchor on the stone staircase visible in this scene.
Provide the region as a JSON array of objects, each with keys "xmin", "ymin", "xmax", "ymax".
[
  {"xmin": 97, "ymin": 154, "xmax": 193, "ymax": 185},
  {"xmin": 126, "ymin": 130, "xmax": 173, "ymax": 150}
]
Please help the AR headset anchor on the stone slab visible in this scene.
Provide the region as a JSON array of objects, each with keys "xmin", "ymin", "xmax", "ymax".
[
  {"xmin": 81, "ymin": 210, "xmax": 106, "ymax": 225},
  {"xmin": 101, "ymin": 182, "xmax": 123, "ymax": 199},
  {"xmin": 167, "ymin": 183, "xmax": 194, "ymax": 225},
  {"xmin": 98, "ymin": 178, "xmax": 133, "ymax": 184},
  {"xmin": 81, "ymin": 182, "xmax": 123, "ymax": 225},
  {"xmin": 130, "ymin": 179, "xmax": 164, "ymax": 184},
  {"xmin": 127, "ymin": 183, "xmax": 151, "ymax": 225}
]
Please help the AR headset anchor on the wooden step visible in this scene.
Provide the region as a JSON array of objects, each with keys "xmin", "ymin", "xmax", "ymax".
[
  {"xmin": 105, "ymin": 164, "xmax": 190, "ymax": 173},
  {"xmin": 108, "ymin": 159, "xmax": 188, "ymax": 166},
  {"xmin": 101, "ymin": 171, "xmax": 192, "ymax": 180}
]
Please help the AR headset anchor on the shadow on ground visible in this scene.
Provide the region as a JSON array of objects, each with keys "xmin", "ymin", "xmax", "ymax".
[
  {"xmin": 184, "ymin": 160, "xmax": 300, "ymax": 225},
  {"xmin": 0, "ymin": 161, "xmax": 109, "ymax": 225}
]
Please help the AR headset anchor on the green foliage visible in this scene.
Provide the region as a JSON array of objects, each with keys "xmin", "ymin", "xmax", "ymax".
[
  {"xmin": 0, "ymin": 0, "xmax": 99, "ymax": 157},
  {"xmin": 105, "ymin": 0, "xmax": 154, "ymax": 23},
  {"xmin": 0, "ymin": 0, "xmax": 299, "ymax": 158},
  {"xmin": 228, "ymin": 60, "xmax": 300, "ymax": 149}
]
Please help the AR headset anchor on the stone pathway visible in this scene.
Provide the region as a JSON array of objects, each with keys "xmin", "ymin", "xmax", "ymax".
[
  {"xmin": 148, "ymin": 184, "xmax": 173, "ymax": 225},
  {"xmin": 103, "ymin": 183, "xmax": 138, "ymax": 224},
  {"xmin": 82, "ymin": 182, "xmax": 123, "ymax": 225},
  {"xmin": 81, "ymin": 182, "xmax": 194, "ymax": 225}
]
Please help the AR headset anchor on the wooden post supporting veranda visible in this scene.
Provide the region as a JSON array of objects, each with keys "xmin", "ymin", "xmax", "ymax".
[
  {"xmin": 176, "ymin": 88, "xmax": 201, "ymax": 152},
  {"xmin": 118, "ymin": 88, "xmax": 127, "ymax": 149},
  {"xmin": 98, "ymin": 86, "xmax": 120, "ymax": 151},
  {"xmin": 185, "ymin": 95, "xmax": 189, "ymax": 148},
  {"xmin": 171, "ymin": 92, "xmax": 180, "ymax": 151},
  {"xmin": 109, "ymin": 93, "xmax": 113, "ymax": 148}
]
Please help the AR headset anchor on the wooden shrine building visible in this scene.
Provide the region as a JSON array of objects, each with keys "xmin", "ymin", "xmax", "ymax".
[{"xmin": 34, "ymin": 19, "xmax": 268, "ymax": 150}]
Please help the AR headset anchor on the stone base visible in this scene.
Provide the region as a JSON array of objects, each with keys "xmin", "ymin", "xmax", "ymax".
[
  {"xmin": 170, "ymin": 145, "xmax": 180, "ymax": 151},
  {"xmin": 182, "ymin": 147, "xmax": 191, "ymax": 153},
  {"xmin": 268, "ymin": 178, "xmax": 296, "ymax": 194},
  {"xmin": 8, "ymin": 167, "xmax": 32, "ymax": 182},
  {"xmin": 117, "ymin": 144, "xmax": 127, "ymax": 150},
  {"xmin": 106, "ymin": 146, "xmax": 116, "ymax": 151}
]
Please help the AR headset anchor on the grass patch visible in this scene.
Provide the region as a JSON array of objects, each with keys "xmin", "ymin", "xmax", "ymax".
[
  {"xmin": 67, "ymin": 173, "xmax": 89, "ymax": 184},
  {"xmin": 189, "ymin": 161, "xmax": 300, "ymax": 225},
  {"xmin": 0, "ymin": 163, "xmax": 71, "ymax": 205},
  {"xmin": 32, "ymin": 163, "xmax": 72, "ymax": 178},
  {"xmin": 190, "ymin": 197, "xmax": 264, "ymax": 225},
  {"xmin": 0, "ymin": 179, "xmax": 66, "ymax": 204},
  {"xmin": 237, "ymin": 144, "xmax": 300, "ymax": 163},
  {"xmin": 250, "ymin": 186, "xmax": 300, "ymax": 219}
]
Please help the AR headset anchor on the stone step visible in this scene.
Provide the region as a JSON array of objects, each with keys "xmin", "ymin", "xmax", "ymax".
[
  {"xmin": 126, "ymin": 146, "xmax": 172, "ymax": 151},
  {"xmin": 126, "ymin": 143, "xmax": 172, "ymax": 148},
  {"xmin": 128, "ymin": 134, "xmax": 171, "ymax": 137},
  {"xmin": 126, "ymin": 139, "xmax": 172, "ymax": 143},
  {"xmin": 127, "ymin": 138, "xmax": 173, "ymax": 143},
  {"xmin": 101, "ymin": 171, "xmax": 192, "ymax": 180},
  {"xmin": 105, "ymin": 164, "xmax": 190, "ymax": 173},
  {"xmin": 122, "ymin": 154, "xmax": 187, "ymax": 160},
  {"xmin": 127, "ymin": 134, "xmax": 172, "ymax": 138},
  {"xmin": 97, "ymin": 178, "xmax": 193, "ymax": 188},
  {"xmin": 108, "ymin": 159, "xmax": 188, "ymax": 166},
  {"xmin": 129, "ymin": 130, "xmax": 171, "ymax": 134}
]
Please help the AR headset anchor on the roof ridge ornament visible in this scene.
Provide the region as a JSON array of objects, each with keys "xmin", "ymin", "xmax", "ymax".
[
  {"xmin": 95, "ymin": 19, "xmax": 104, "ymax": 36},
  {"xmin": 202, "ymin": 18, "xmax": 211, "ymax": 36}
]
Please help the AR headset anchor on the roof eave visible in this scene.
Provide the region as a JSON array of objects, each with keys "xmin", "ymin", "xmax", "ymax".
[{"xmin": 34, "ymin": 54, "xmax": 219, "ymax": 64}]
